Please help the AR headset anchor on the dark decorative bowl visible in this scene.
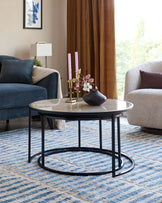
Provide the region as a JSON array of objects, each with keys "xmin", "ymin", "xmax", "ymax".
[{"xmin": 83, "ymin": 89, "xmax": 107, "ymax": 106}]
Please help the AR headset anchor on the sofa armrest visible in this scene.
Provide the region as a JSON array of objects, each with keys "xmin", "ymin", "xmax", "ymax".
[
  {"xmin": 33, "ymin": 66, "xmax": 65, "ymax": 130},
  {"xmin": 34, "ymin": 72, "xmax": 58, "ymax": 99},
  {"xmin": 32, "ymin": 66, "xmax": 63, "ymax": 99}
]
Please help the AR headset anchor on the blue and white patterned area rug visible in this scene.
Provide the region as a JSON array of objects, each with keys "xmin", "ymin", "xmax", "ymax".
[{"xmin": 0, "ymin": 120, "xmax": 162, "ymax": 203}]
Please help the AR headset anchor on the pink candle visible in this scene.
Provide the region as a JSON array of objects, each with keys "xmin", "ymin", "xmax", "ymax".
[
  {"xmin": 75, "ymin": 52, "xmax": 79, "ymax": 74},
  {"xmin": 68, "ymin": 53, "xmax": 72, "ymax": 80}
]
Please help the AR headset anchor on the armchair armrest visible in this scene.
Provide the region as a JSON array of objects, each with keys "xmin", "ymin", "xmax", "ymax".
[{"xmin": 124, "ymin": 67, "xmax": 141, "ymax": 100}]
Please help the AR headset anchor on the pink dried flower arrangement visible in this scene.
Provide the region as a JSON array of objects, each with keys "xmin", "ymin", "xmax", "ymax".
[{"xmin": 73, "ymin": 69, "xmax": 94, "ymax": 92}]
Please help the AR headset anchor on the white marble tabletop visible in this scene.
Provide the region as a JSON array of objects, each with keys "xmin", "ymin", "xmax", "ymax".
[{"xmin": 29, "ymin": 98, "xmax": 133, "ymax": 114}]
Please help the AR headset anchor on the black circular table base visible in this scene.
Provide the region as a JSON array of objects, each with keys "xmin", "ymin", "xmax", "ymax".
[{"xmin": 36, "ymin": 147, "xmax": 134, "ymax": 177}]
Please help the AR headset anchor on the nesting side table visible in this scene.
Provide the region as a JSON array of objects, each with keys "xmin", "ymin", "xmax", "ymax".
[{"xmin": 28, "ymin": 98, "xmax": 134, "ymax": 177}]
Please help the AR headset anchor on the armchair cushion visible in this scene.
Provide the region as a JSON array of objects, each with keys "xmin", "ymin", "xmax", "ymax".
[
  {"xmin": 140, "ymin": 70, "xmax": 162, "ymax": 89},
  {"xmin": 125, "ymin": 60, "xmax": 162, "ymax": 129},
  {"xmin": 126, "ymin": 88, "xmax": 162, "ymax": 129},
  {"xmin": 0, "ymin": 59, "xmax": 34, "ymax": 84}
]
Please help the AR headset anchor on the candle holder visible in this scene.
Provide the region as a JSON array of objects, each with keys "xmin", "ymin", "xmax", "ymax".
[
  {"xmin": 75, "ymin": 86, "xmax": 83, "ymax": 102},
  {"xmin": 66, "ymin": 80, "xmax": 76, "ymax": 103},
  {"xmin": 74, "ymin": 69, "xmax": 82, "ymax": 102}
]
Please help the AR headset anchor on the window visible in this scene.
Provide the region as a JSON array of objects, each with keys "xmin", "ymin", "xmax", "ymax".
[{"xmin": 115, "ymin": 0, "xmax": 162, "ymax": 100}]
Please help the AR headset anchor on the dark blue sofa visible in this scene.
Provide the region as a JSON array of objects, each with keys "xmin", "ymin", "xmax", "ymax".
[{"xmin": 0, "ymin": 55, "xmax": 58, "ymax": 128}]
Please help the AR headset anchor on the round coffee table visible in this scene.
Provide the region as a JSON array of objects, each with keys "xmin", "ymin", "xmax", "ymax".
[{"xmin": 28, "ymin": 98, "xmax": 134, "ymax": 177}]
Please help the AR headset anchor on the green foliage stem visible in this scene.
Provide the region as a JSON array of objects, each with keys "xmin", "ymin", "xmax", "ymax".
[{"xmin": 34, "ymin": 57, "xmax": 43, "ymax": 67}]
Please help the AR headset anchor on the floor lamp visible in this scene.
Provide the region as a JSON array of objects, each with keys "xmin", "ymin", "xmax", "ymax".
[{"xmin": 31, "ymin": 42, "xmax": 52, "ymax": 68}]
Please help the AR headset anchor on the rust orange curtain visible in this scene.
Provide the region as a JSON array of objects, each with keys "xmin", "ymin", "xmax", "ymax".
[{"xmin": 67, "ymin": 0, "xmax": 117, "ymax": 99}]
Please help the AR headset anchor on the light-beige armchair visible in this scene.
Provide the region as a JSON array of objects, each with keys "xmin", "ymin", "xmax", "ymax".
[{"xmin": 124, "ymin": 60, "xmax": 162, "ymax": 130}]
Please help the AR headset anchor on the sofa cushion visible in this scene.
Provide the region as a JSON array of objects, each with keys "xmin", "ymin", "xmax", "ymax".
[
  {"xmin": 0, "ymin": 59, "xmax": 34, "ymax": 84},
  {"xmin": 140, "ymin": 70, "xmax": 162, "ymax": 89},
  {"xmin": 0, "ymin": 83, "xmax": 47, "ymax": 109}
]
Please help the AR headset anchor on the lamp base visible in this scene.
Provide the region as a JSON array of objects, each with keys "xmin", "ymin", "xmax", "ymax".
[{"xmin": 45, "ymin": 56, "xmax": 48, "ymax": 68}]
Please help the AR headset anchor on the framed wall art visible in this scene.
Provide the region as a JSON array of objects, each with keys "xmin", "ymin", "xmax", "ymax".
[{"xmin": 23, "ymin": 0, "xmax": 42, "ymax": 29}]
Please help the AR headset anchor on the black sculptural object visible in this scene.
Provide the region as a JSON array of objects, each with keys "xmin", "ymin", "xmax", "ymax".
[{"xmin": 83, "ymin": 89, "xmax": 107, "ymax": 106}]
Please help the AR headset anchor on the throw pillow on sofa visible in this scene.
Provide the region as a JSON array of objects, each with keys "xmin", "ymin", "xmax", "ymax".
[
  {"xmin": 0, "ymin": 56, "xmax": 20, "ymax": 72},
  {"xmin": 140, "ymin": 70, "xmax": 162, "ymax": 89},
  {"xmin": 0, "ymin": 59, "xmax": 34, "ymax": 84}
]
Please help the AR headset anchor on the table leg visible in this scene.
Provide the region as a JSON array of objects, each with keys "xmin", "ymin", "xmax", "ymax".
[
  {"xmin": 78, "ymin": 120, "xmax": 81, "ymax": 148},
  {"xmin": 47, "ymin": 118, "xmax": 54, "ymax": 129},
  {"xmin": 111, "ymin": 114, "xmax": 115, "ymax": 177},
  {"xmin": 41, "ymin": 114, "xmax": 45, "ymax": 167},
  {"xmin": 28, "ymin": 108, "xmax": 31, "ymax": 163},
  {"xmin": 99, "ymin": 119, "xmax": 102, "ymax": 149},
  {"xmin": 117, "ymin": 117, "xmax": 122, "ymax": 167}
]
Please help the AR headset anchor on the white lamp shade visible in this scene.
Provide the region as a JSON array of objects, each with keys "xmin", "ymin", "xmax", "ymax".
[{"xmin": 31, "ymin": 43, "xmax": 52, "ymax": 57}]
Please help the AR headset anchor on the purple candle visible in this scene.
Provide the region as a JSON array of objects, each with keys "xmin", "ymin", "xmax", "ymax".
[
  {"xmin": 68, "ymin": 53, "xmax": 72, "ymax": 80},
  {"xmin": 75, "ymin": 52, "xmax": 79, "ymax": 74}
]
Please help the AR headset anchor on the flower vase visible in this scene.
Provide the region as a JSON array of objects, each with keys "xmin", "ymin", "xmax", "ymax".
[{"xmin": 83, "ymin": 89, "xmax": 107, "ymax": 106}]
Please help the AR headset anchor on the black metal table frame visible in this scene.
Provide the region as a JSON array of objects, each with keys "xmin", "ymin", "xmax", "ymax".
[{"xmin": 28, "ymin": 108, "xmax": 134, "ymax": 177}]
